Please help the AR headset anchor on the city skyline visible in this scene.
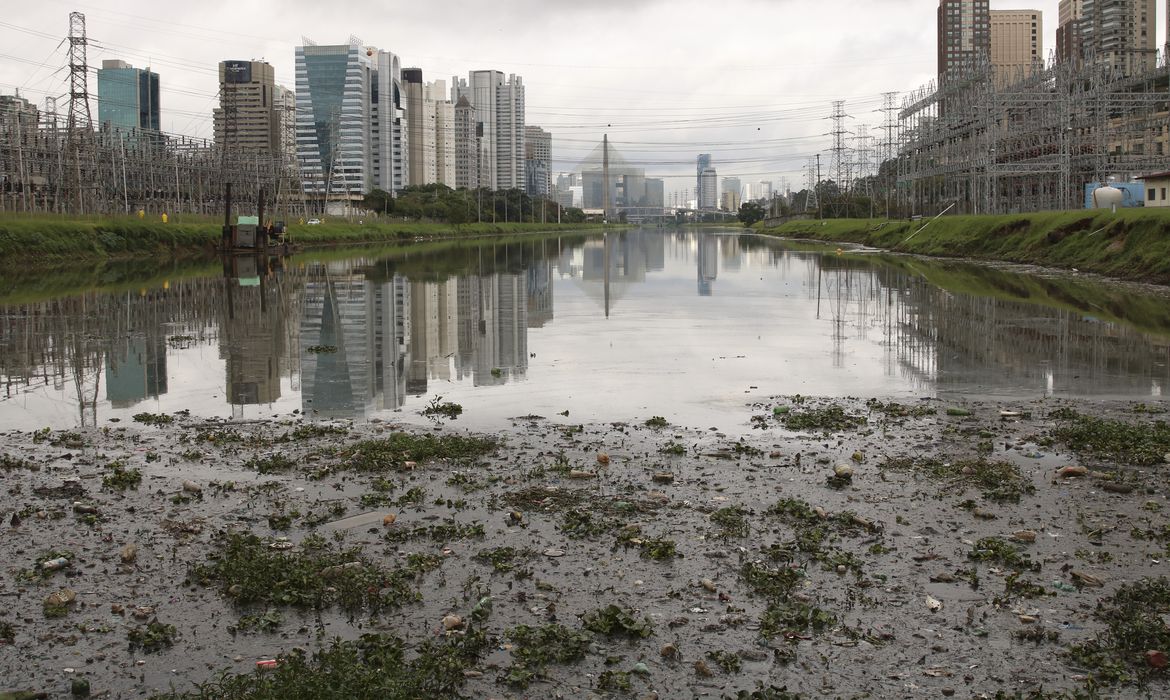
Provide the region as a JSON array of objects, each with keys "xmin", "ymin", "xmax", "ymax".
[{"xmin": 9, "ymin": 2, "xmax": 1163, "ymax": 193}]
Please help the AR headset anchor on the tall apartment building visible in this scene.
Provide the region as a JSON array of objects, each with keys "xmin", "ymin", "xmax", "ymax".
[
  {"xmin": 990, "ymin": 10, "xmax": 1043, "ymax": 86},
  {"xmin": 452, "ymin": 71, "xmax": 525, "ymax": 190},
  {"xmin": 426, "ymin": 81, "xmax": 456, "ymax": 187},
  {"xmin": 937, "ymin": 0, "xmax": 991, "ymax": 83},
  {"xmin": 524, "ymin": 125, "xmax": 551, "ymax": 197},
  {"xmin": 453, "ymin": 96, "xmax": 481, "ymax": 189},
  {"xmin": 273, "ymin": 85, "xmax": 297, "ymax": 164},
  {"xmin": 97, "ymin": 60, "xmax": 160, "ymax": 132},
  {"xmin": 295, "ymin": 42, "xmax": 405, "ymax": 201},
  {"xmin": 1077, "ymin": 0, "xmax": 1157, "ymax": 76},
  {"xmin": 696, "ymin": 154, "xmax": 712, "ymax": 209},
  {"xmin": 401, "ymin": 70, "xmax": 456, "ymax": 187},
  {"xmin": 213, "ymin": 60, "xmax": 286, "ymax": 155},
  {"xmin": 1056, "ymin": 0, "xmax": 1083, "ymax": 63},
  {"xmin": 402, "ymin": 68, "xmax": 426, "ymax": 186}
]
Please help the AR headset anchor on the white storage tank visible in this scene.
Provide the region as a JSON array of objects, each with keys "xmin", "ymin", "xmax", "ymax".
[{"xmin": 1091, "ymin": 185, "xmax": 1124, "ymax": 209}]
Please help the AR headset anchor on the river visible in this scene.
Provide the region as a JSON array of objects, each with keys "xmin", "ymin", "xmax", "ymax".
[{"xmin": 2, "ymin": 227, "xmax": 1169, "ymax": 432}]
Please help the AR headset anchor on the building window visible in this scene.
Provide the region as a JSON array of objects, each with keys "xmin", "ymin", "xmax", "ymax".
[
  {"xmin": 1162, "ymin": 188, "xmax": 1167, "ymax": 201},
  {"xmin": 1149, "ymin": 188, "xmax": 1156, "ymax": 201}
]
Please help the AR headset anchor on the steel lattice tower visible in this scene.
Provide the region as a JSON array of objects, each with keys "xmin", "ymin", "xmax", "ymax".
[
  {"xmin": 66, "ymin": 12, "xmax": 92, "ymax": 213},
  {"xmin": 66, "ymin": 12, "xmax": 92, "ymax": 130},
  {"xmin": 828, "ymin": 100, "xmax": 850, "ymax": 192}
]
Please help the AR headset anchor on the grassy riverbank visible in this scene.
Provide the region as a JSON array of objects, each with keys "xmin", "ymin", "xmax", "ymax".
[
  {"xmin": 757, "ymin": 208, "xmax": 1170, "ymax": 284},
  {"xmin": 0, "ymin": 214, "xmax": 609, "ymax": 262},
  {"xmin": 0, "ymin": 230, "xmax": 593, "ymax": 305}
]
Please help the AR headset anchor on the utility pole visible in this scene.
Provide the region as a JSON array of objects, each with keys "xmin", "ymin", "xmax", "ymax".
[
  {"xmin": 816, "ymin": 154, "xmax": 823, "ymax": 220},
  {"xmin": 602, "ymin": 134, "xmax": 610, "ymax": 222}
]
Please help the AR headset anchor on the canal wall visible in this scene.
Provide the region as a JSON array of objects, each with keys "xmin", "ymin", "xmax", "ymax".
[{"xmin": 756, "ymin": 209, "xmax": 1170, "ymax": 285}]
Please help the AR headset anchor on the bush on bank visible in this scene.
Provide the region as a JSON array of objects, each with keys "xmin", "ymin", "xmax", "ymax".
[{"xmin": 0, "ymin": 215, "xmax": 609, "ymax": 261}]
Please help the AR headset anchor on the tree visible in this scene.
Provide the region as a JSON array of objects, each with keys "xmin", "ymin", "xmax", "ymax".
[
  {"xmin": 362, "ymin": 188, "xmax": 395, "ymax": 215},
  {"xmin": 562, "ymin": 207, "xmax": 586, "ymax": 224},
  {"xmin": 737, "ymin": 201, "xmax": 766, "ymax": 226}
]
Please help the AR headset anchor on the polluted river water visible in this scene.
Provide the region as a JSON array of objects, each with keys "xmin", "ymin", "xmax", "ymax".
[
  {"xmin": 1, "ymin": 227, "xmax": 1169, "ymax": 432},
  {"xmin": 1, "ymin": 228, "xmax": 1170, "ymax": 699}
]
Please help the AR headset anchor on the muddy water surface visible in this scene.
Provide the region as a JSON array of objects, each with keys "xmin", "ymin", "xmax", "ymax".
[
  {"xmin": 4, "ymin": 230, "xmax": 1170, "ymax": 699},
  {"xmin": 2, "ymin": 228, "xmax": 1169, "ymax": 433}
]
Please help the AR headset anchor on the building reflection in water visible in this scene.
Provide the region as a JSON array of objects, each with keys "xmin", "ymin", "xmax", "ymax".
[
  {"xmin": 2, "ymin": 230, "xmax": 1170, "ymax": 429},
  {"xmin": 106, "ymin": 335, "xmax": 167, "ymax": 408},
  {"xmin": 579, "ymin": 229, "xmax": 665, "ymax": 315},
  {"xmin": 299, "ymin": 276, "xmax": 408, "ymax": 419},
  {"xmin": 219, "ymin": 256, "xmax": 286, "ymax": 413},
  {"xmin": 697, "ymin": 232, "xmax": 718, "ymax": 296}
]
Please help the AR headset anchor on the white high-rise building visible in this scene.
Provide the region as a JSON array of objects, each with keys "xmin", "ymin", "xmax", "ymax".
[
  {"xmin": 295, "ymin": 42, "xmax": 405, "ymax": 200},
  {"xmin": 373, "ymin": 49, "xmax": 406, "ymax": 193},
  {"xmin": 425, "ymin": 80, "xmax": 456, "ymax": 187},
  {"xmin": 452, "ymin": 71, "xmax": 525, "ymax": 190}
]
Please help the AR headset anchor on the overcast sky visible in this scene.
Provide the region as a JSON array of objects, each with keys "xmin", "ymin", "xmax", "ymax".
[{"xmin": 2, "ymin": 1, "xmax": 1165, "ymax": 197}]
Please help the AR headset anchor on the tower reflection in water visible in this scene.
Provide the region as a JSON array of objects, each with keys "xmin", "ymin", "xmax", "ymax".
[{"xmin": 1, "ymin": 231, "xmax": 1169, "ymax": 430}]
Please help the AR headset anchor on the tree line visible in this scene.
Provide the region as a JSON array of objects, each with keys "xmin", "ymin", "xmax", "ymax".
[{"xmin": 361, "ymin": 184, "xmax": 586, "ymax": 224}]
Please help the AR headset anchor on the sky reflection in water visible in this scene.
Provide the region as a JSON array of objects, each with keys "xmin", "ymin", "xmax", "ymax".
[{"xmin": 1, "ymin": 228, "xmax": 1168, "ymax": 433}]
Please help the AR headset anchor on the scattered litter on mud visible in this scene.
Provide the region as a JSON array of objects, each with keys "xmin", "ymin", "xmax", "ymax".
[{"xmin": 2, "ymin": 397, "xmax": 1169, "ymax": 698}]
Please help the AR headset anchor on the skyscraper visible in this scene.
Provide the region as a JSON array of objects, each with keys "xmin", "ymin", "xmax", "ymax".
[
  {"xmin": 214, "ymin": 60, "xmax": 285, "ymax": 155},
  {"xmin": 524, "ymin": 125, "xmax": 551, "ymax": 197},
  {"xmin": 402, "ymin": 68, "xmax": 426, "ymax": 186},
  {"xmin": 295, "ymin": 42, "xmax": 405, "ymax": 202},
  {"xmin": 97, "ymin": 60, "xmax": 160, "ymax": 132},
  {"xmin": 990, "ymin": 10, "xmax": 1043, "ymax": 86},
  {"xmin": 699, "ymin": 169, "xmax": 717, "ymax": 210},
  {"xmin": 426, "ymin": 80, "xmax": 456, "ymax": 187},
  {"xmin": 452, "ymin": 71, "xmax": 526, "ymax": 190},
  {"xmin": 937, "ymin": 0, "xmax": 991, "ymax": 83},
  {"xmin": 371, "ymin": 49, "xmax": 407, "ymax": 193},
  {"xmin": 401, "ymin": 72, "xmax": 456, "ymax": 187},
  {"xmin": 453, "ymin": 95, "xmax": 481, "ymax": 190},
  {"xmin": 1078, "ymin": 0, "xmax": 1157, "ymax": 76},
  {"xmin": 696, "ymin": 154, "xmax": 712, "ymax": 209},
  {"xmin": 1056, "ymin": 0, "xmax": 1083, "ymax": 64}
]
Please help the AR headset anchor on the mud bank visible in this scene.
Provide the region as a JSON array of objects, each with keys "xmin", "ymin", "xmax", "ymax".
[{"xmin": 2, "ymin": 397, "xmax": 1169, "ymax": 699}]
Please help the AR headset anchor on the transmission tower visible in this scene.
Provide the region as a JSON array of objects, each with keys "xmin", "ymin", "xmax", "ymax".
[
  {"xmin": 878, "ymin": 92, "xmax": 899, "ymax": 166},
  {"xmin": 66, "ymin": 11, "xmax": 93, "ymax": 214},
  {"xmin": 853, "ymin": 125, "xmax": 872, "ymax": 183},
  {"xmin": 804, "ymin": 157, "xmax": 818, "ymax": 212},
  {"xmin": 828, "ymin": 100, "xmax": 850, "ymax": 192}
]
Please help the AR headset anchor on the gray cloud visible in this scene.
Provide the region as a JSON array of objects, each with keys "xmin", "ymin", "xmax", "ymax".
[{"xmin": 2, "ymin": 0, "xmax": 1144, "ymax": 192}]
